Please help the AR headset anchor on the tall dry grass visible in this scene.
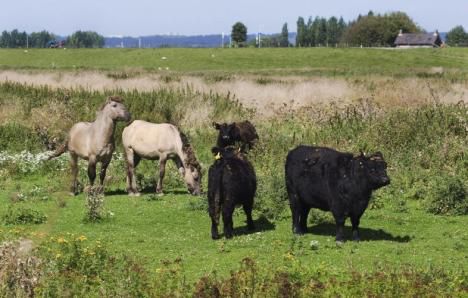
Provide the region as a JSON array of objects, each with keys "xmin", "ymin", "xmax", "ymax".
[{"xmin": 1, "ymin": 70, "xmax": 467, "ymax": 117}]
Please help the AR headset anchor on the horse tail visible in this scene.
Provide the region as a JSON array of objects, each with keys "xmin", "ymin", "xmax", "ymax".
[{"xmin": 48, "ymin": 141, "xmax": 68, "ymax": 160}]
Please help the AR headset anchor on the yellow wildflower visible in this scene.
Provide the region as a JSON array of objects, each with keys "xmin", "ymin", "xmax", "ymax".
[{"xmin": 77, "ymin": 235, "xmax": 87, "ymax": 241}]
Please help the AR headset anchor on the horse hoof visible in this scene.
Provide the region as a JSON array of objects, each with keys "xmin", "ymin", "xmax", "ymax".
[{"xmin": 128, "ymin": 192, "xmax": 141, "ymax": 197}]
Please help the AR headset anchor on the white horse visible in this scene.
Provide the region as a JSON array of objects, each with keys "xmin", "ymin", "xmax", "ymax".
[
  {"xmin": 49, "ymin": 96, "xmax": 131, "ymax": 194},
  {"xmin": 122, "ymin": 120, "xmax": 202, "ymax": 196}
]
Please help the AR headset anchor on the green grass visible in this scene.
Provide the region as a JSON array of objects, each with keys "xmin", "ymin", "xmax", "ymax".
[
  {"xmin": 0, "ymin": 47, "xmax": 468, "ymax": 78},
  {"xmin": 1, "ymin": 178, "xmax": 467, "ymax": 280}
]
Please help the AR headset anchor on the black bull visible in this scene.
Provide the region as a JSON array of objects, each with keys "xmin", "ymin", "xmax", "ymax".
[{"xmin": 285, "ymin": 146, "xmax": 390, "ymax": 242}]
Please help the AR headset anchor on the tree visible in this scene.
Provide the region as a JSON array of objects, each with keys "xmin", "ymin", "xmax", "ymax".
[
  {"xmin": 0, "ymin": 31, "xmax": 11, "ymax": 48},
  {"xmin": 309, "ymin": 17, "xmax": 320, "ymax": 46},
  {"xmin": 67, "ymin": 31, "xmax": 104, "ymax": 48},
  {"xmin": 446, "ymin": 25, "xmax": 468, "ymax": 46},
  {"xmin": 29, "ymin": 30, "xmax": 55, "ymax": 48},
  {"xmin": 296, "ymin": 17, "xmax": 306, "ymax": 47},
  {"xmin": 280, "ymin": 23, "xmax": 289, "ymax": 47},
  {"xmin": 326, "ymin": 17, "xmax": 339, "ymax": 46},
  {"xmin": 317, "ymin": 18, "xmax": 328, "ymax": 46},
  {"xmin": 337, "ymin": 17, "xmax": 347, "ymax": 42},
  {"xmin": 342, "ymin": 11, "xmax": 420, "ymax": 47},
  {"xmin": 231, "ymin": 22, "xmax": 247, "ymax": 47}
]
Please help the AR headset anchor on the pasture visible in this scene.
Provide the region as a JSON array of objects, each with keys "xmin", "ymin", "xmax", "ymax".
[
  {"xmin": 0, "ymin": 48, "xmax": 467, "ymax": 296},
  {"xmin": 1, "ymin": 47, "xmax": 468, "ymax": 78}
]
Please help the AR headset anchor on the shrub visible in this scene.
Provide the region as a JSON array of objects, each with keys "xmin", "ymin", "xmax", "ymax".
[
  {"xmin": 426, "ymin": 175, "xmax": 467, "ymax": 215},
  {"xmin": 36, "ymin": 235, "xmax": 152, "ymax": 297},
  {"xmin": 0, "ymin": 240, "xmax": 41, "ymax": 297},
  {"xmin": 2, "ymin": 205, "xmax": 47, "ymax": 225},
  {"xmin": 84, "ymin": 186, "xmax": 105, "ymax": 222}
]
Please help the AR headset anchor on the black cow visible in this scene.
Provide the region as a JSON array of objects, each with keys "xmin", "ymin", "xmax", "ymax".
[
  {"xmin": 285, "ymin": 146, "xmax": 390, "ymax": 243},
  {"xmin": 208, "ymin": 146, "xmax": 257, "ymax": 239},
  {"xmin": 213, "ymin": 121, "xmax": 259, "ymax": 151}
]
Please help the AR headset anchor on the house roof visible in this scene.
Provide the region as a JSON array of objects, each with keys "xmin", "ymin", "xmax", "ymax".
[{"xmin": 394, "ymin": 32, "xmax": 442, "ymax": 46}]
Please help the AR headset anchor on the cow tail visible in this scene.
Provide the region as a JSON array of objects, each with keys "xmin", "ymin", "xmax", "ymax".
[{"xmin": 48, "ymin": 141, "xmax": 68, "ymax": 160}]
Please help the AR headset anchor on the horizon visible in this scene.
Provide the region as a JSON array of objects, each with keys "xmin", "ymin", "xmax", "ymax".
[{"xmin": 1, "ymin": 0, "xmax": 467, "ymax": 37}]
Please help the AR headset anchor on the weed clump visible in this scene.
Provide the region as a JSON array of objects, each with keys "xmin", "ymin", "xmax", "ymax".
[
  {"xmin": 84, "ymin": 186, "xmax": 105, "ymax": 222},
  {"xmin": 0, "ymin": 240, "xmax": 41, "ymax": 297},
  {"xmin": 2, "ymin": 205, "xmax": 47, "ymax": 225},
  {"xmin": 426, "ymin": 175, "xmax": 467, "ymax": 215}
]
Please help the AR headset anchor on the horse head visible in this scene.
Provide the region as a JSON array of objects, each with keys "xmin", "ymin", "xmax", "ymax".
[
  {"xmin": 101, "ymin": 96, "xmax": 131, "ymax": 122},
  {"xmin": 182, "ymin": 145, "xmax": 202, "ymax": 195}
]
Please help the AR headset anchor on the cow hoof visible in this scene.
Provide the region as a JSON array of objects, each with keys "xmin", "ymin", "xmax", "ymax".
[
  {"xmin": 293, "ymin": 228, "xmax": 305, "ymax": 235},
  {"xmin": 335, "ymin": 240, "xmax": 345, "ymax": 247},
  {"xmin": 69, "ymin": 191, "xmax": 78, "ymax": 196},
  {"xmin": 128, "ymin": 192, "xmax": 141, "ymax": 197},
  {"xmin": 211, "ymin": 234, "xmax": 220, "ymax": 240}
]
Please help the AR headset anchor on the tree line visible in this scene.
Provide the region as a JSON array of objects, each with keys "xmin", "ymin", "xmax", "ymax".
[
  {"xmin": 0, "ymin": 30, "xmax": 105, "ymax": 48},
  {"xmin": 231, "ymin": 11, "xmax": 468, "ymax": 48}
]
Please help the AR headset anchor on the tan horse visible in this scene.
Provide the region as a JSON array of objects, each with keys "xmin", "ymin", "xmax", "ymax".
[
  {"xmin": 122, "ymin": 120, "xmax": 202, "ymax": 196},
  {"xmin": 49, "ymin": 96, "xmax": 131, "ymax": 194}
]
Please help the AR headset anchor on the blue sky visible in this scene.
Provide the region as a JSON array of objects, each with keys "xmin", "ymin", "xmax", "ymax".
[{"xmin": 1, "ymin": 0, "xmax": 467, "ymax": 36}]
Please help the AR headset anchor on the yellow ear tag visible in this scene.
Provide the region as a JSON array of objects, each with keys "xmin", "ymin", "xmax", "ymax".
[{"xmin": 215, "ymin": 152, "xmax": 221, "ymax": 160}]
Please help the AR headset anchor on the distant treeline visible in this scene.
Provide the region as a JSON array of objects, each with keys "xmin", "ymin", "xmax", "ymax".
[
  {"xmin": 1, "ymin": 10, "xmax": 467, "ymax": 48},
  {"xmin": 0, "ymin": 30, "xmax": 55, "ymax": 48},
  {"xmin": 0, "ymin": 30, "xmax": 104, "ymax": 48},
  {"xmin": 295, "ymin": 11, "xmax": 421, "ymax": 47}
]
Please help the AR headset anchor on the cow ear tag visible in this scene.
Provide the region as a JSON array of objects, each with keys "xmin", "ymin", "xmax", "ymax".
[{"xmin": 215, "ymin": 152, "xmax": 222, "ymax": 160}]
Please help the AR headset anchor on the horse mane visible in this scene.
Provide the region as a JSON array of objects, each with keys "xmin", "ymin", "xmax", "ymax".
[
  {"xmin": 179, "ymin": 131, "xmax": 201, "ymax": 171},
  {"xmin": 99, "ymin": 96, "xmax": 123, "ymax": 111}
]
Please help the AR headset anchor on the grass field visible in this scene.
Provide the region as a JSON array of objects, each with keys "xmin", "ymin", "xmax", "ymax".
[
  {"xmin": 0, "ymin": 47, "xmax": 468, "ymax": 78},
  {"xmin": 0, "ymin": 49, "xmax": 467, "ymax": 296}
]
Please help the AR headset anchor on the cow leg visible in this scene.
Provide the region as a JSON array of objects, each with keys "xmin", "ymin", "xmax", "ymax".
[
  {"xmin": 69, "ymin": 153, "xmax": 79, "ymax": 195},
  {"xmin": 156, "ymin": 155, "xmax": 167, "ymax": 194},
  {"xmin": 350, "ymin": 215, "xmax": 361, "ymax": 242},
  {"xmin": 334, "ymin": 215, "xmax": 346, "ymax": 243},
  {"xmin": 299, "ymin": 207, "xmax": 310, "ymax": 233},
  {"xmin": 208, "ymin": 189, "xmax": 221, "ymax": 240},
  {"xmin": 243, "ymin": 203, "xmax": 255, "ymax": 231},
  {"xmin": 222, "ymin": 203, "xmax": 235, "ymax": 239},
  {"xmin": 290, "ymin": 198, "xmax": 306, "ymax": 235}
]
